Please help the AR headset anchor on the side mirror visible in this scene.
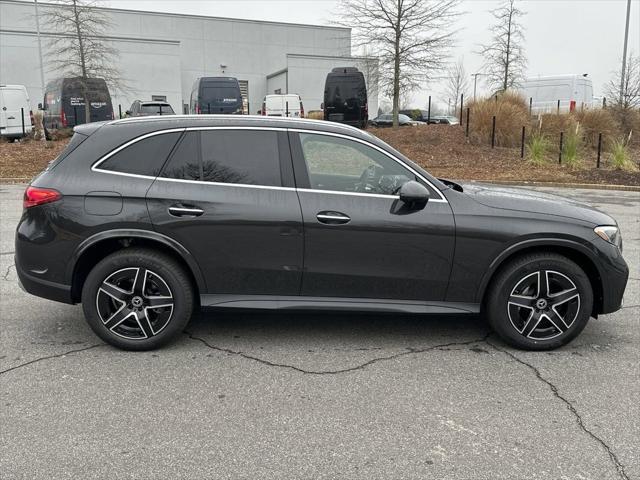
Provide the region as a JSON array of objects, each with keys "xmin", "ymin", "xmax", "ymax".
[{"xmin": 399, "ymin": 181, "xmax": 429, "ymax": 209}]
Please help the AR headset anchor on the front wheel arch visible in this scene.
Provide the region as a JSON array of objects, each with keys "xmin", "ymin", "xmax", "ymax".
[{"xmin": 479, "ymin": 243, "xmax": 603, "ymax": 317}]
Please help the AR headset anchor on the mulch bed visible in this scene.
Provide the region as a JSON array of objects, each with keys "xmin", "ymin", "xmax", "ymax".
[
  {"xmin": 371, "ymin": 125, "xmax": 640, "ymax": 186},
  {"xmin": 1, "ymin": 125, "xmax": 639, "ymax": 186}
]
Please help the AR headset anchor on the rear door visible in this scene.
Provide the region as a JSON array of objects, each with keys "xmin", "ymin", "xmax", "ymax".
[
  {"xmin": 146, "ymin": 127, "xmax": 304, "ymax": 295},
  {"xmin": 0, "ymin": 88, "xmax": 27, "ymax": 136},
  {"xmin": 290, "ymin": 130, "xmax": 455, "ymax": 301}
]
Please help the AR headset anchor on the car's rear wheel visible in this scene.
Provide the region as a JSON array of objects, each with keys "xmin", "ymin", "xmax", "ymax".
[
  {"xmin": 486, "ymin": 253, "xmax": 593, "ymax": 350},
  {"xmin": 81, "ymin": 248, "xmax": 194, "ymax": 350}
]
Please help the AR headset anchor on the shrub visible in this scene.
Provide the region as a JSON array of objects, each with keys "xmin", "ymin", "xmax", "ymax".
[
  {"xmin": 574, "ymin": 108, "xmax": 616, "ymax": 148},
  {"xmin": 609, "ymin": 137, "xmax": 637, "ymax": 171},
  {"xmin": 467, "ymin": 91, "xmax": 529, "ymax": 147},
  {"xmin": 562, "ymin": 124, "xmax": 582, "ymax": 168},
  {"xmin": 526, "ymin": 131, "xmax": 550, "ymax": 166},
  {"xmin": 608, "ymin": 106, "xmax": 640, "ymax": 146}
]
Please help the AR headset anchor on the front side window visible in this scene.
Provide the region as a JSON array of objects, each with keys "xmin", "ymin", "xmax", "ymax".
[
  {"xmin": 298, "ymin": 133, "xmax": 414, "ymax": 195},
  {"xmin": 98, "ymin": 132, "xmax": 181, "ymax": 177},
  {"xmin": 160, "ymin": 130, "xmax": 281, "ymax": 187}
]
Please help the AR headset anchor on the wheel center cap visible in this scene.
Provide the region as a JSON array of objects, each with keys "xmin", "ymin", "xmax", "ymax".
[
  {"xmin": 536, "ymin": 298, "xmax": 548, "ymax": 310},
  {"xmin": 131, "ymin": 296, "xmax": 144, "ymax": 308}
]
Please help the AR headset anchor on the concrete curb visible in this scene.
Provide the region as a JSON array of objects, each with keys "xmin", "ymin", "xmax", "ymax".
[{"xmin": 465, "ymin": 180, "xmax": 640, "ymax": 192}]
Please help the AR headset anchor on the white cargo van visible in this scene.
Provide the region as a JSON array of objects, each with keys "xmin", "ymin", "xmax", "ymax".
[
  {"xmin": 0, "ymin": 84, "xmax": 33, "ymax": 139},
  {"xmin": 520, "ymin": 75, "xmax": 594, "ymax": 114},
  {"xmin": 261, "ymin": 94, "xmax": 304, "ymax": 117}
]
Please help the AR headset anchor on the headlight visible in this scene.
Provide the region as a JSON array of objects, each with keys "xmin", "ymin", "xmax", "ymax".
[{"xmin": 594, "ymin": 226, "xmax": 622, "ymax": 249}]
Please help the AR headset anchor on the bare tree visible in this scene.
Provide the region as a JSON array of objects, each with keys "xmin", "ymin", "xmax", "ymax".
[
  {"xmin": 477, "ymin": 0, "xmax": 526, "ymax": 93},
  {"xmin": 41, "ymin": 0, "xmax": 125, "ymax": 122},
  {"xmin": 335, "ymin": 0, "xmax": 461, "ymax": 127},
  {"xmin": 443, "ymin": 58, "xmax": 469, "ymax": 113},
  {"xmin": 605, "ymin": 53, "xmax": 640, "ymax": 109}
]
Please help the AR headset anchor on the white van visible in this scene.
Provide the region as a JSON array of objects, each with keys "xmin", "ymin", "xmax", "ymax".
[
  {"xmin": 261, "ymin": 94, "xmax": 304, "ymax": 117},
  {"xmin": 520, "ymin": 75, "xmax": 594, "ymax": 114},
  {"xmin": 0, "ymin": 84, "xmax": 33, "ymax": 139}
]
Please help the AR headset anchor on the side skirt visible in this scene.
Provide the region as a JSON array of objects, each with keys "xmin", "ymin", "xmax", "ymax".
[{"xmin": 200, "ymin": 294, "xmax": 480, "ymax": 315}]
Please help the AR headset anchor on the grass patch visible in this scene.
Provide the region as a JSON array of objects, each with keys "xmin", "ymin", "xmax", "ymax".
[
  {"xmin": 562, "ymin": 125, "xmax": 582, "ymax": 168},
  {"xmin": 609, "ymin": 137, "xmax": 637, "ymax": 171},
  {"xmin": 526, "ymin": 131, "xmax": 550, "ymax": 166}
]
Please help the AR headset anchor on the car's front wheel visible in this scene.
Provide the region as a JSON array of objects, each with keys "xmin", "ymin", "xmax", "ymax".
[
  {"xmin": 486, "ymin": 252, "xmax": 593, "ymax": 350},
  {"xmin": 81, "ymin": 248, "xmax": 194, "ymax": 350}
]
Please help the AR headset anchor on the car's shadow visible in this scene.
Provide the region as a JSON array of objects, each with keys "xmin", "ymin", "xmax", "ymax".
[{"xmin": 185, "ymin": 309, "xmax": 490, "ymax": 348}]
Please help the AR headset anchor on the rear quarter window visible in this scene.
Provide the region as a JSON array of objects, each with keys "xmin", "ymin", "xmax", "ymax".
[
  {"xmin": 97, "ymin": 131, "xmax": 182, "ymax": 177},
  {"xmin": 47, "ymin": 132, "xmax": 88, "ymax": 170}
]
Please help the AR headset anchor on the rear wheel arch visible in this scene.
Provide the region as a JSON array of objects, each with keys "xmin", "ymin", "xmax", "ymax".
[
  {"xmin": 70, "ymin": 231, "xmax": 205, "ymax": 303},
  {"xmin": 479, "ymin": 242, "xmax": 603, "ymax": 316}
]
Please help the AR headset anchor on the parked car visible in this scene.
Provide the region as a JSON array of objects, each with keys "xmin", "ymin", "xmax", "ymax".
[
  {"xmin": 189, "ymin": 77, "xmax": 243, "ymax": 115},
  {"xmin": 16, "ymin": 116, "xmax": 628, "ymax": 351},
  {"xmin": 261, "ymin": 94, "xmax": 304, "ymax": 117},
  {"xmin": 323, "ymin": 67, "xmax": 368, "ymax": 129},
  {"xmin": 429, "ymin": 115, "xmax": 459, "ymax": 125},
  {"xmin": 370, "ymin": 113, "xmax": 423, "ymax": 127},
  {"xmin": 400, "ymin": 109, "xmax": 430, "ymax": 122},
  {"xmin": 127, "ymin": 100, "xmax": 175, "ymax": 117},
  {"xmin": 0, "ymin": 84, "xmax": 33, "ymax": 140},
  {"xmin": 42, "ymin": 77, "xmax": 113, "ymax": 135}
]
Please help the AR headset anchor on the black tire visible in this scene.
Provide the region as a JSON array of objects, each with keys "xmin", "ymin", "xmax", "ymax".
[
  {"xmin": 81, "ymin": 248, "xmax": 194, "ymax": 350},
  {"xmin": 486, "ymin": 252, "xmax": 593, "ymax": 350}
]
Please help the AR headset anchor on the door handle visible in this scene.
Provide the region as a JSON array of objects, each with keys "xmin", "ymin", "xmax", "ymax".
[
  {"xmin": 316, "ymin": 211, "xmax": 350, "ymax": 225},
  {"xmin": 168, "ymin": 205, "xmax": 204, "ymax": 217}
]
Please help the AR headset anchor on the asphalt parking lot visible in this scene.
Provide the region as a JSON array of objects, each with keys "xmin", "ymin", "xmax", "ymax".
[{"xmin": 1, "ymin": 183, "xmax": 638, "ymax": 480}]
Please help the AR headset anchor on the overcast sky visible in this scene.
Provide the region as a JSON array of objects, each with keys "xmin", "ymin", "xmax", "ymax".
[{"xmin": 102, "ymin": 0, "xmax": 639, "ymax": 109}]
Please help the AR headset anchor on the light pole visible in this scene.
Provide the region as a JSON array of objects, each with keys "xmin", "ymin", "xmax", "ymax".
[
  {"xmin": 471, "ymin": 73, "xmax": 485, "ymax": 100},
  {"xmin": 619, "ymin": 0, "xmax": 631, "ymax": 105},
  {"xmin": 34, "ymin": 0, "xmax": 46, "ymax": 99}
]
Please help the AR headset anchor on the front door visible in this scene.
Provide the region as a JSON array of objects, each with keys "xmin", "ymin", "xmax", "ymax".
[
  {"xmin": 290, "ymin": 131, "xmax": 455, "ymax": 301},
  {"xmin": 146, "ymin": 128, "xmax": 303, "ymax": 295}
]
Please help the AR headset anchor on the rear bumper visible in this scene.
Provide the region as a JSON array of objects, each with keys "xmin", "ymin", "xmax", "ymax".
[{"xmin": 15, "ymin": 259, "xmax": 74, "ymax": 304}]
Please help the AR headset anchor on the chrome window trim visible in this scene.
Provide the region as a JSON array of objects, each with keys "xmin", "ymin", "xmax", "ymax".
[
  {"xmin": 90, "ymin": 125, "xmax": 448, "ymax": 204},
  {"xmin": 91, "ymin": 128, "xmax": 186, "ymax": 175},
  {"xmin": 290, "ymin": 128, "xmax": 447, "ymax": 203}
]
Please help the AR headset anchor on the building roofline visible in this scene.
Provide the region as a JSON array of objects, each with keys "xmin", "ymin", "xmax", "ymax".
[{"xmin": 1, "ymin": 0, "xmax": 351, "ymax": 32}]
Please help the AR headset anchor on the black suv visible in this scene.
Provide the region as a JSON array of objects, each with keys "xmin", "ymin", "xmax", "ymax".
[
  {"xmin": 16, "ymin": 116, "xmax": 628, "ymax": 351},
  {"xmin": 126, "ymin": 100, "xmax": 175, "ymax": 117}
]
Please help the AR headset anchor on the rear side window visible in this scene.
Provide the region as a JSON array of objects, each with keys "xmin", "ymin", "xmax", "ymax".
[
  {"xmin": 160, "ymin": 132, "xmax": 201, "ymax": 180},
  {"xmin": 98, "ymin": 132, "xmax": 182, "ymax": 177},
  {"xmin": 200, "ymin": 130, "xmax": 280, "ymax": 186}
]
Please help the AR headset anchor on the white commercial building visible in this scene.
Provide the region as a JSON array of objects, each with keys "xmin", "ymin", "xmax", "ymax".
[{"xmin": 0, "ymin": 0, "xmax": 378, "ymax": 116}]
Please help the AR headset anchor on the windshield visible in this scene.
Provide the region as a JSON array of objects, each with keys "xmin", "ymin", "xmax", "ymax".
[{"xmin": 140, "ymin": 104, "xmax": 174, "ymax": 115}]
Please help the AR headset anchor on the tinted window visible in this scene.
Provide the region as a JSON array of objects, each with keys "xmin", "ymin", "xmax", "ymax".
[
  {"xmin": 200, "ymin": 130, "xmax": 281, "ymax": 186},
  {"xmin": 326, "ymin": 75, "xmax": 366, "ymax": 103},
  {"xmin": 99, "ymin": 132, "xmax": 181, "ymax": 176},
  {"xmin": 48, "ymin": 132, "xmax": 88, "ymax": 169},
  {"xmin": 299, "ymin": 133, "xmax": 414, "ymax": 195},
  {"xmin": 160, "ymin": 132, "xmax": 201, "ymax": 180},
  {"xmin": 201, "ymin": 84, "xmax": 242, "ymax": 107},
  {"xmin": 140, "ymin": 104, "xmax": 174, "ymax": 114}
]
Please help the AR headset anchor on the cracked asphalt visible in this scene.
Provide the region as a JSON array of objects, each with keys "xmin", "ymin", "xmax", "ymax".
[{"xmin": 1, "ymin": 183, "xmax": 638, "ymax": 480}]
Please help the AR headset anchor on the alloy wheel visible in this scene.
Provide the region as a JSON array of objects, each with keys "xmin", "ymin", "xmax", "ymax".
[
  {"xmin": 507, "ymin": 270, "xmax": 581, "ymax": 341},
  {"xmin": 95, "ymin": 267, "xmax": 174, "ymax": 340}
]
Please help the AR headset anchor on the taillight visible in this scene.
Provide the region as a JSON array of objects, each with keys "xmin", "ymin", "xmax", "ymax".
[
  {"xmin": 23, "ymin": 186, "xmax": 62, "ymax": 209},
  {"xmin": 569, "ymin": 100, "xmax": 576, "ymax": 112},
  {"xmin": 61, "ymin": 110, "xmax": 67, "ymax": 127},
  {"xmin": 300, "ymin": 102, "xmax": 304, "ymax": 118}
]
